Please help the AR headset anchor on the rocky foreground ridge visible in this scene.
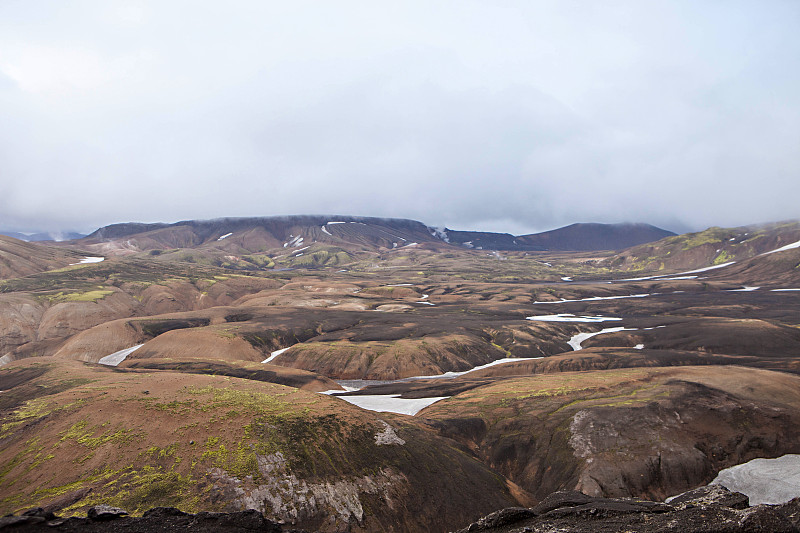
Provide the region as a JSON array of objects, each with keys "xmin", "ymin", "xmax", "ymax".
[
  {"xmin": 456, "ymin": 486, "xmax": 800, "ymax": 533},
  {"xmin": 3, "ymin": 486, "xmax": 800, "ymax": 532}
]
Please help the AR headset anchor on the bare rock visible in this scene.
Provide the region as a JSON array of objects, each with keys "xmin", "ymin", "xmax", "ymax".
[
  {"xmin": 87, "ymin": 504, "xmax": 129, "ymax": 521},
  {"xmin": 458, "ymin": 507, "xmax": 537, "ymax": 531},
  {"xmin": 669, "ymin": 484, "xmax": 750, "ymax": 509}
]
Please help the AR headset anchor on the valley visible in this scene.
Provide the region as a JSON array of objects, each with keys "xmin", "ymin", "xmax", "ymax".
[{"xmin": 2, "ymin": 216, "xmax": 800, "ymax": 532}]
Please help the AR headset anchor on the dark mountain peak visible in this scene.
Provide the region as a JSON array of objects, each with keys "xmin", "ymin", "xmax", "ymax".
[
  {"xmin": 516, "ymin": 222, "xmax": 676, "ymax": 251},
  {"xmin": 88, "ymin": 222, "xmax": 170, "ymax": 240}
]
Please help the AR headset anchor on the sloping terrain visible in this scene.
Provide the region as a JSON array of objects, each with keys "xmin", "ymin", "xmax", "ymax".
[
  {"xmin": 420, "ymin": 366, "xmax": 800, "ymax": 501},
  {"xmin": 0, "ymin": 359, "xmax": 519, "ymax": 532},
  {"xmin": 0, "ymin": 236, "xmax": 86, "ymax": 280},
  {"xmin": 2, "ymin": 217, "xmax": 800, "ymax": 531},
  {"xmin": 604, "ymin": 220, "xmax": 800, "ymax": 273}
]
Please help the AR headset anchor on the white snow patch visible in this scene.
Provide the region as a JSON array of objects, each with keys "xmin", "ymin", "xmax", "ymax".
[
  {"xmin": 762, "ymin": 239, "xmax": 800, "ymax": 255},
  {"xmin": 290, "ymin": 246, "xmax": 310, "ymax": 255},
  {"xmin": 561, "ymin": 277, "xmax": 573, "ymax": 282},
  {"xmin": 618, "ymin": 262, "xmax": 735, "ymax": 281},
  {"xmin": 70, "ymin": 256, "xmax": 105, "ymax": 265},
  {"xmin": 772, "ymin": 288, "xmax": 800, "ymax": 292},
  {"xmin": 527, "ymin": 314, "xmax": 622, "ymax": 323},
  {"xmin": 728, "ymin": 286, "xmax": 760, "ymax": 292},
  {"xmin": 327, "ymin": 221, "xmax": 346, "ymax": 225},
  {"xmin": 262, "ymin": 347, "xmax": 292, "ymax": 364},
  {"xmin": 416, "ymin": 301, "xmax": 435, "ymax": 305},
  {"xmin": 634, "ymin": 344, "xmax": 644, "ymax": 350},
  {"xmin": 405, "ymin": 357, "xmax": 543, "ymax": 380},
  {"xmin": 285, "ymin": 235, "xmax": 304, "ymax": 247},
  {"xmin": 681, "ymin": 262, "xmax": 736, "ymax": 274},
  {"xmin": 337, "ymin": 394, "xmax": 448, "ymax": 416},
  {"xmin": 658, "ymin": 276, "xmax": 699, "ymax": 280},
  {"xmin": 321, "ymin": 226, "xmax": 332, "ymax": 236},
  {"xmin": 217, "ymin": 232, "xmax": 233, "ymax": 241},
  {"xmin": 98, "ymin": 344, "xmax": 144, "ymax": 366},
  {"xmin": 711, "ymin": 454, "xmax": 800, "ymax": 505},
  {"xmin": 532, "ymin": 293, "xmax": 650, "ymax": 304},
  {"xmin": 386, "ymin": 283, "xmax": 413, "ymax": 287},
  {"xmin": 568, "ymin": 327, "xmax": 636, "ymax": 351},
  {"xmin": 405, "ymin": 242, "xmax": 418, "ymax": 246}
]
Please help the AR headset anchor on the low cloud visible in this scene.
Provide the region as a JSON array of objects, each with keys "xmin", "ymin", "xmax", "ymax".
[{"xmin": 1, "ymin": 1, "xmax": 798, "ymax": 235}]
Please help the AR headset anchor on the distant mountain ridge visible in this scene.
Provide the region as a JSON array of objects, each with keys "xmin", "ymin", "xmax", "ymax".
[
  {"xmin": 0, "ymin": 230, "xmax": 85, "ymax": 242},
  {"xmin": 77, "ymin": 216, "xmax": 675, "ymax": 253},
  {"xmin": 517, "ymin": 222, "xmax": 677, "ymax": 251}
]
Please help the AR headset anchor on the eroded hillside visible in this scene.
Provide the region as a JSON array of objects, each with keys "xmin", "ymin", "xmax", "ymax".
[{"xmin": 2, "ymin": 218, "xmax": 800, "ymax": 532}]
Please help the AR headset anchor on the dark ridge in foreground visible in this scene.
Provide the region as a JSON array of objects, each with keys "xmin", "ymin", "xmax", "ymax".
[
  {"xmin": 456, "ymin": 487, "xmax": 800, "ymax": 533},
  {"xmin": 5, "ymin": 486, "xmax": 800, "ymax": 532},
  {"xmin": 0, "ymin": 505, "xmax": 304, "ymax": 532}
]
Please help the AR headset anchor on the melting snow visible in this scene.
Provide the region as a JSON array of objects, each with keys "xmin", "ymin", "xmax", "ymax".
[
  {"xmin": 772, "ymin": 288, "xmax": 800, "ymax": 292},
  {"xmin": 681, "ymin": 262, "xmax": 736, "ymax": 274},
  {"xmin": 262, "ymin": 347, "xmax": 291, "ymax": 364},
  {"xmin": 70, "ymin": 256, "xmax": 105, "ymax": 265},
  {"xmin": 561, "ymin": 277, "xmax": 573, "ymax": 282},
  {"xmin": 285, "ymin": 235, "xmax": 304, "ymax": 248},
  {"xmin": 634, "ymin": 344, "xmax": 644, "ymax": 350},
  {"xmin": 532, "ymin": 293, "xmax": 650, "ymax": 304},
  {"xmin": 321, "ymin": 226, "xmax": 332, "ymax": 236},
  {"xmin": 711, "ymin": 454, "xmax": 800, "ymax": 505},
  {"xmin": 98, "ymin": 344, "xmax": 144, "ymax": 366},
  {"xmin": 728, "ymin": 286, "xmax": 760, "ymax": 292},
  {"xmin": 327, "ymin": 221, "xmax": 346, "ymax": 225},
  {"xmin": 217, "ymin": 233, "xmax": 233, "ymax": 241},
  {"xmin": 763, "ymin": 239, "xmax": 800, "ymax": 255},
  {"xmin": 405, "ymin": 357, "xmax": 543, "ymax": 380},
  {"xmin": 618, "ymin": 262, "xmax": 736, "ymax": 282},
  {"xmin": 568, "ymin": 327, "xmax": 636, "ymax": 350},
  {"xmin": 527, "ymin": 314, "xmax": 622, "ymax": 323},
  {"xmin": 336, "ymin": 395, "xmax": 448, "ymax": 416}
]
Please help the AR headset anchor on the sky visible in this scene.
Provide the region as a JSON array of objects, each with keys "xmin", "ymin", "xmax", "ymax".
[{"xmin": 1, "ymin": 1, "xmax": 798, "ymax": 236}]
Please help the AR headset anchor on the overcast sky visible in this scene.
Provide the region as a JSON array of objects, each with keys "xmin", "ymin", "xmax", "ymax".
[{"xmin": 1, "ymin": 1, "xmax": 798, "ymax": 235}]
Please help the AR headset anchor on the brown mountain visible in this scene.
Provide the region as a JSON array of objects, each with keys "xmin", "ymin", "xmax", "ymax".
[
  {"xmin": 75, "ymin": 216, "xmax": 675, "ymax": 256},
  {"xmin": 0, "ymin": 235, "xmax": 86, "ymax": 280}
]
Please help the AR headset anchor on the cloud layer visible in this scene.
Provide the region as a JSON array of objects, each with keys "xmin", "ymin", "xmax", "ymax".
[{"xmin": 1, "ymin": 1, "xmax": 798, "ymax": 235}]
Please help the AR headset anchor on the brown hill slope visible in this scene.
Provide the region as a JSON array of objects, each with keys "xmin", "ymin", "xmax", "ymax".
[
  {"xmin": 0, "ymin": 236, "xmax": 85, "ymax": 280},
  {"xmin": 604, "ymin": 220, "xmax": 800, "ymax": 273},
  {"xmin": 0, "ymin": 358, "xmax": 522, "ymax": 532},
  {"xmin": 422, "ymin": 366, "xmax": 800, "ymax": 502}
]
